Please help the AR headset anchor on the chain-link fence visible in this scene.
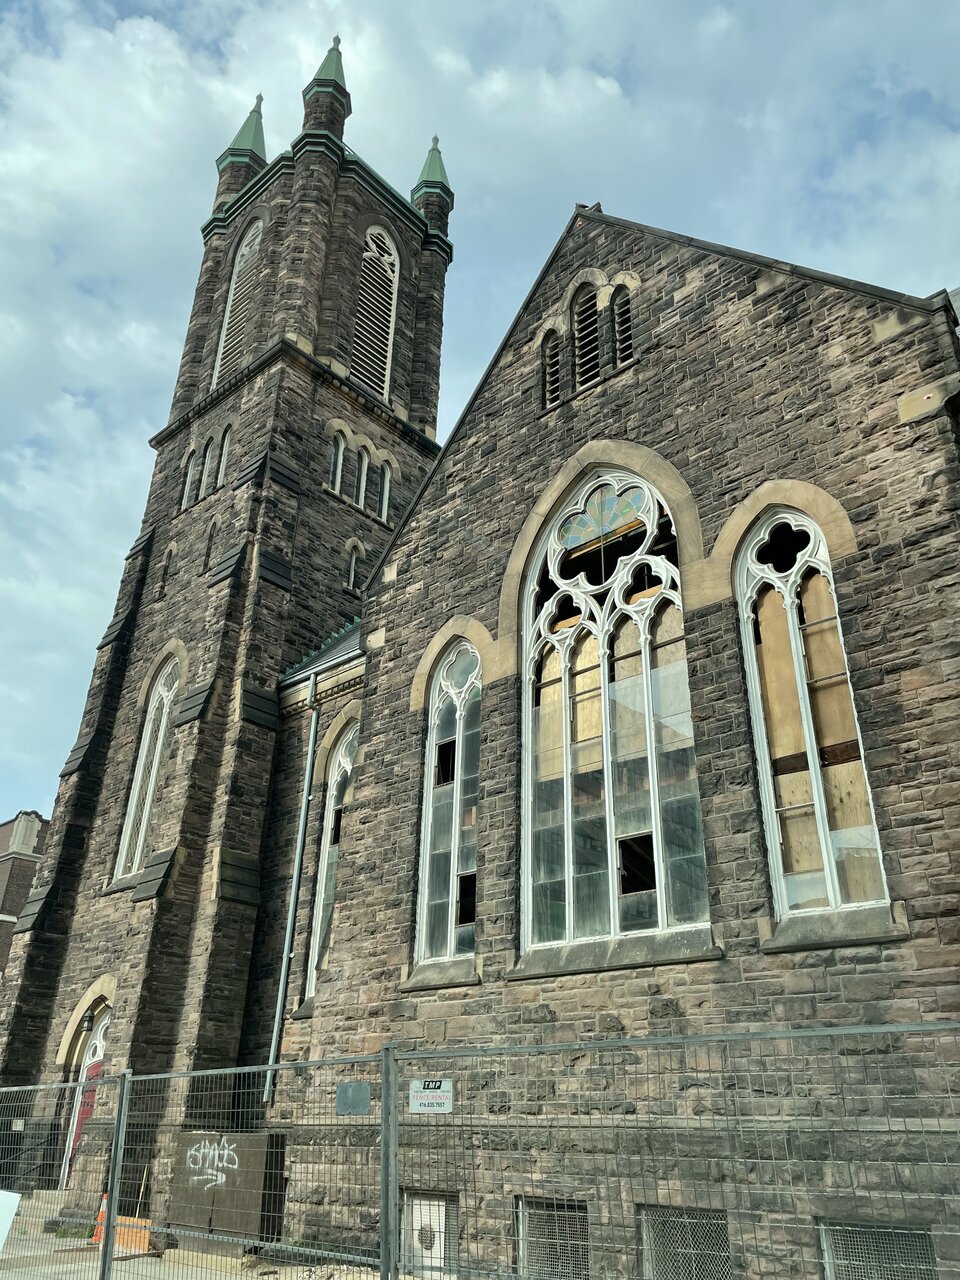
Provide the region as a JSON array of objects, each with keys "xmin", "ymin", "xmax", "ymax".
[{"xmin": 0, "ymin": 1023, "xmax": 957, "ymax": 1279}]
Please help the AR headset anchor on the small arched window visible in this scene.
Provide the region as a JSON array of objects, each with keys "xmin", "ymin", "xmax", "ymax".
[
  {"xmin": 216, "ymin": 427, "xmax": 232, "ymax": 488},
  {"xmin": 542, "ymin": 331, "xmax": 561, "ymax": 408},
  {"xmin": 611, "ymin": 286, "xmax": 634, "ymax": 366},
  {"xmin": 181, "ymin": 452, "xmax": 197, "ymax": 511},
  {"xmin": 571, "ymin": 285, "xmax": 601, "ymax": 390},
  {"xmin": 115, "ymin": 655, "xmax": 181, "ymax": 880},
  {"xmin": 328, "ymin": 433, "xmax": 345, "ymax": 492},
  {"xmin": 202, "ymin": 521, "xmax": 218, "ymax": 572},
  {"xmin": 417, "ymin": 643, "xmax": 482, "ymax": 962},
  {"xmin": 737, "ymin": 511, "xmax": 886, "ymax": 917},
  {"xmin": 378, "ymin": 462, "xmax": 392, "ymax": 522},
  {"xmin": 523, "ymin": 473, "xmax": 709, "ymax": 947},
  {"xmin": 305, "ymin": 723, "xmax": 359, "ymax": 998},
  {"xmin": 351, "ymin": 227, "xmax": 399, "ymax": 400},
  {"xmin": 346, "ymin": 546, "xmax": 362, "ymax": 591},
  {"xmin": 212, "ymin": 219, "xmax": 263, "ymax": 388},
  {"xmin": 198, "ymin": 440, "xmax": 215, "ymax": 500},
  {"xmin": 354, "ymin": 448, "xmax": 369, "ymax": 508},
  {"xmin": 156, "ymin": 546, "xmax": 175, "ymax": 600}
]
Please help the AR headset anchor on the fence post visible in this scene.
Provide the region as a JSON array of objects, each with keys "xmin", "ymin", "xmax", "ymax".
[
  {"xmin": 97, "ymin": 1069, "xmax": 132, "ymax": 1280},
  {"xmin": 380, "ymin": 1046, "xmax": 399, "ymax": 1280}
]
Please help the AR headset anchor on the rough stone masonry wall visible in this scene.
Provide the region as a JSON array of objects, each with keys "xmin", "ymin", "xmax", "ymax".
[{"xmin": 308, "ymin": 211, "xmax": 960, "ymax": 1061}]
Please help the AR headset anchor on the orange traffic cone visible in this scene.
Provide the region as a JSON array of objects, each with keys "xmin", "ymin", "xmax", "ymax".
[{"xmin": 91, "ymin": 1194, "xmax": 107, "ymax": 1246}]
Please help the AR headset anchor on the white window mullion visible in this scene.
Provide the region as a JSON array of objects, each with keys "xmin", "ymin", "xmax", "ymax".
[
  {"xmin": 598, "ymin": 630, "xmax": 620, "ymax": 939},
  {"xmin": 520, "ymin": 669, "xmax": 535, "ymax": 953},
  {"xmin": 561, "ymin": 644, "xmax": 575, "ymax": 944},
  {"xmin": 445, "ymin": 707, "xmax": 466, "ymax": 959},
  {"xmin": 640, "ymin": 621, "xmax": 667, "ymax": 931}
]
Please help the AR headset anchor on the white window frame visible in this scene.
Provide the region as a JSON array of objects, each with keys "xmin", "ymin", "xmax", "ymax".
[
  {"xmin": 611, "ymin": 286, "xmax": 634, "ymax": 366},
  {"xmin": 351, "ymin": 226, "xmax": 400, "ymax": 401},
  {"xmin": 378, "ymin": 462, "xmax": 392, "ymax": 522},
  {"xmin": 216, "ymin": 426, "xmax": 232, "ymax": 488},
  {"xmin": 114, "ymin": 656, "xmax": 180, "ymax": 880},
  {"xmin": 198, "ymin": 439, "xmax": 215, "ymax": 500},
  {"xmin": 542, "ymin": 331, "xmax": 561, "ymax": 408},
  {"xmin": 820, "ymin": 1223, "xmax": 938, "ymax": 1280},
  {"xmin": 212, "ymin": 220, "xmax": 263, "ymax": 388},
  {"xmin": 346, "ymin": 547, "xmax": 361, "ymax": 591},
  {"xmin": 521, "ymin": 470, "xmax": 709, "ymax": 951},
  {"xmin": 736, "ymin": 508, "xmax": 887, "ymax": 920},
  {"xmin": 329, "ymin": 432, "xmax": 345, "ymax": 493},
  {"xmin": 202, "ymin": 520, "xmax": 218, "ymax": 572},
  {"xmin": 415, "ymin": 642, "xmax": 481, "ymax": 964},
  {"xmin": 354, "ymin": 448, "xmax": 369, "ymax": 508},
  {"xmin": 305, "ymin": 724, "xmax": 358, "ymax": 998},
  {"xmin": 180, "ymin": 451, "xmax": 197, "ymax": 511}
]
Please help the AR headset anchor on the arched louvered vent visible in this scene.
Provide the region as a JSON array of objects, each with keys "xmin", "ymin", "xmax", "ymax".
[
  {"xmin": 542, "ymin": 332, "xmax": 561, "ymax": 408},
  {"xmin": 351, "ymin": 227, "xmax": 399, "ymax": 399},
  {"xmin": 612, "ymin": 287, "xmax": 634, "ymax": 366},
  {"xmin": 572, "ymin": 286, "xmax": 600, "ymax": 389},
  {"xmin": 212, "ymin": 221, "xmax": 263, "ymax": 388}
]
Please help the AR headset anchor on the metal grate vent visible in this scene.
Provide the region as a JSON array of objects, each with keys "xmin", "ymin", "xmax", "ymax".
[
  {"xmin": 352, "ymin": 227, "xmax": 399, "ymax": 399},
  {"xmin": 572, "ymin": 287, "xmax": 600, "ymax": 389},
  {"xmin": 543, "ymin": 332, "xmax": 561, "ymax": 407},
  {"xmin": 519, "ymin": 1197, "xmax": 589, "ymax": 1280},
  {"xmin": 639, "ymin": 1206, "xmax": 732, "ymax": 1280},
  {"xmin": 612, "ymin": 286, "xmax": 634, "ymax": 365},
  {"xmin": 401, "ymin": 1193, "xmax": 459, "ymax": 1276},
  {"xmin": 823, "ymin": 1224, "xmax": 938, "ymax": 1280},
  {"xmin": 213, "ymin": 221, "xmax": 262, "ymax": 387}
]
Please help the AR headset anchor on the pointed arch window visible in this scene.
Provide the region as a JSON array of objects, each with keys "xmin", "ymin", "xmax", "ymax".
[
  {"xmin": 115, "ymin": 655, "xmax": 181, "ymax": 880},
  {"xmin": 216, "ymin": 426, "xmax": 232, "ymax": 488},
  {"xmin": 354, "ymin": 448, "xmax": 369, "ymax": 508},
  {"xmin": 328, "ymin": 432, "xmax": 345, "ymax": 492},
  {"xmin": 212, "ymin": 220, "xmax": 263, "ymax": 388},
  {"xmin": 59, "ymin": 1005, "xmax": 111, "ymax": 1190},
  {"xmin": 346, "ymin": 546, "xmax": 363, "ymax": 591},
  {"xmin": 611, "ymin": 286, "xmax": 634, "ymax": 366},
  {"xmin": 202, "ymin": 521, "xmax": 218, "ymax": 572},
  {"xmin": 737, "ymin": 511, "xmax": 886, "ymax": 916},
  {"xmin": 417, "ymin": 643, "xmax": 481, "ymax": 962},
  {"xmin": 305, "ymin": 723, "xmax": 358, "ymax": 998},
  {"xmin": 156, "ymin": 546, "xmax": 175, "ymax": 600},
  {"xmin": 198, "ymin": 440, "xmax": 215, "ymax": 499},
  {"xmin": 523, "ymin": 473, "xmax": 709, "ymax": 947},
  {"xmin": 351, "ymin": 227, "xmax": 399, "ymax": 400},
  {"xmin": 572, "ymin": 286, "xmax": 601, "ymax": 390},
  {"xmin": 181, "ymin": 452, "xmax": 197, "ymax": 511},
  {"xmin": 378, "ymin": 462, "xmax": 392, "ymax": 522},
  {"xmin": 542, "ymin": 331, "xmax": 561, "ymax": 408}
]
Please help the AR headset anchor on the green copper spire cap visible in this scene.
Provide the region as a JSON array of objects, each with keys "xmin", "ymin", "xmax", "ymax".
[
  {"xmin": 412, "ymin": 135, "xmax": 454, "ymax": 208},
  {"xmin": 303, "ymin": 34, "xmax": 352, "ymax": 113},
  {"xmin": 217, "ymin": 93, "xmax": 267, "ymax": 173}
]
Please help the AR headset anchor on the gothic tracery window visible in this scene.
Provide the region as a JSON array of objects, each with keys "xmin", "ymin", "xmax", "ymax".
[
  {"xmin": 352, "ymin": 226, "xmax": 399, "ymax": 400},
  {"xmin": 417, "ymin": 643, "xmax": 481, "ymax": 962},
  {"xmin": 305, "ymin": 723, "xmax": 358, "ymax": 997},
  {"xmin": 737, "ymin": 510, "xmax": 886, "ymax": 916},
  {"xmin": 212, "ymin": 219, "xmax": 263, "ymax": 388},
  {"xmin": 523, "ymin": 473, "xmax": 709, "ymax": 947},
  {"xmin": 114, "ymin": 655, "xmax": 181, "ymax": 880}
]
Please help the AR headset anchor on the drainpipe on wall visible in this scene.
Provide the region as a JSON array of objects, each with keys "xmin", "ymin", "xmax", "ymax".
[{"xmin": 263, "ymin": 672, "xmax": 319, "ymax": 1103}]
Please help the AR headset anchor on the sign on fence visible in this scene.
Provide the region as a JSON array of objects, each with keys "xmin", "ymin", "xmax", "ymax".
[{"xmin": 409, "ymin": 1078, "xmax": 454, "ymax": 1113}]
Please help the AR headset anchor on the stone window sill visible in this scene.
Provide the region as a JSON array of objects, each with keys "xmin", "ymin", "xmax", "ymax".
[
  {"xmin": 101, "ymin": 874, "xmax": 141, "ymax": 897},
  {"xmin": 291, "ymin": 997, "xmax": 314, "ymax": 1021},
  {"xmin": 758, "ymin": 901, "xmax": 909, "ymax": 954},
  {"xmin": 399, "ymin": 957, "xmax": 481, "ymax": 993},
  {"xmin": 506, "ymin": 924, "xmax": 721, "ymax": 980}
]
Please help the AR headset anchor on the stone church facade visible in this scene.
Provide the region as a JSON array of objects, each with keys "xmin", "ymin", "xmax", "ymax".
[{"xmin": 1, "ymin": 38, "xmax": 959, "ymax": 1270}]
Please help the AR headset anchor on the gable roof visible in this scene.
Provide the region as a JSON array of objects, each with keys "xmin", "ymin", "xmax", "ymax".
[
  {"xmin": 365, "ymin": 204, "xmax": 957, "ymax": 590},
  {"xmin": 281, "ymin": 618, "xmax": 362, "ymax": 687}
]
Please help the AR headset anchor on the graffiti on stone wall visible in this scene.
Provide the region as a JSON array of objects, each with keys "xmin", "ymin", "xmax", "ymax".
[{"xmin": 186, "ymin": 1135, "xmax": 239, "ymax": 1190}]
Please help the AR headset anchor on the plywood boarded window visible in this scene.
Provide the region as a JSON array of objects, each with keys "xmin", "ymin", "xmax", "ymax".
[
  {"xmin": 417, "ymin": 642, "xmax": 481, "ymax": 962},
  {"xmin": 737, "ymin": 512, "xmax": 885, "ymax": 916},
  {"xmin": 572, "ymin": 286, "xmax": 601, "ymax": 389},
  {"xmin": 212, "ymin": 220, "xmax": 262, "ymax": 388},
  {"xmin": 115, "ymin": 655, "xmax": 181, "ymax": 880},
  {"xmin": 352, "ymin": 226, "xmax": 399, "ymax": 400}
]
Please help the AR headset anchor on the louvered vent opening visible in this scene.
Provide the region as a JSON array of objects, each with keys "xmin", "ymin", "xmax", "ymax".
[
  {"xmin": 613, "ymin": 288, "xmax": 635, "ymax": 365},
  {"xmin": 352, "ymin": 227, "xmax": 399, "ymax": 399},
  {"xmin": 543, "ymin": 334, "xmax": 561, "ymax": 407},
  {"xmin": 640, "ymin": 1207, "xmax": 732, "ymax": 1280},
  {"xmin": 520, "ymin": 1198, "xmax": 589, "ymax": 1280},
  {"xmin": 213, "ymin": 222, "xmax": 262, "ymax": 388},
  {"xmin": 401, "ymin": 1194, "xmax": 459, "ymax": 1276},
  {"xmin": 573, "ymin": 289, "xmax": 601, "ymax": 389},
  {"xmin": 824, "ymin": 1225, "xmax": 937, "ymax": 1280}
]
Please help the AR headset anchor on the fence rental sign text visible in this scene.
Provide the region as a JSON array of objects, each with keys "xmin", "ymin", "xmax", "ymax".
[{"xmin": 408, "ymin": 1077, "xmax": 454, "ymax": 1113}]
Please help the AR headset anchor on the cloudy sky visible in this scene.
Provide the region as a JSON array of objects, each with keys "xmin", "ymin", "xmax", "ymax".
[{"xmin": 2, "ymin": 0, "xmax": 960, "ymax": 818}]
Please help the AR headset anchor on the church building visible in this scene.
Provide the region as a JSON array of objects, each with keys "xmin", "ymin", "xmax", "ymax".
[{"xmin": 1, "ymin": 32, "xmax": 958, "ymax": 1202}]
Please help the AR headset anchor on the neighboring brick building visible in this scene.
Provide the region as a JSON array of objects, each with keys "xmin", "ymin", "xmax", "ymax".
[
  {"xmin": 1, "ymin": 36, "xmax": 959, "ymax": 1274},
  {"xmin": 0, "ymin": 811, "xmax": 47, "ymax": 972}
]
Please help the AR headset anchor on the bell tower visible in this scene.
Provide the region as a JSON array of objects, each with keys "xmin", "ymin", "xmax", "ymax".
[{"xmin": 0, "ymin": 40, "xmax": 450, "ymax": 1083}]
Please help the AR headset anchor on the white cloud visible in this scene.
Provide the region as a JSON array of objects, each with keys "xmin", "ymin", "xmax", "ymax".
[{"xmin": 3, "ymin": 0, "xmax": 960, "ymax": 814}]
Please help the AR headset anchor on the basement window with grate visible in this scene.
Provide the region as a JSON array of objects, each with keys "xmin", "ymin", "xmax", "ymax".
[
  {"xmin": 638, "ymin": 1206, "xmax": 732, "ymax": 1280},
  {"xmin": 351, "ymin": 226, "xmax": 399, "ymax": 400},
  {"xmin": 611, "ymin": 286, "xmax": 635, "ymax": 366},
  {"xmin": 401, "ymin": 1193, "xmax": 459, "ymax": 1277},
  {"xmin": 821, "ymin": 1224, "xmax": 937, "ymax": 1280},
  {"xmin": 542, "ymin": 331, "xmax": 561, "ymax": 408},
  {"xmin": 572, "ymin": 286, "xmax": 601, "ymax": 390},
  {"xmin": 517, "ymin": 1198, "xmax": 590, "ymax": 1280},
  {"xmin": 212, "ymin": 220, "xmax": 263, "ymax": 388}
]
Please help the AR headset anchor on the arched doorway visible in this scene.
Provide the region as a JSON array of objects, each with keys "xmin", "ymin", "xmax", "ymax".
[{"xmin": 59, "ymin": 1006, "xmax": 111, "ymax": 1190}]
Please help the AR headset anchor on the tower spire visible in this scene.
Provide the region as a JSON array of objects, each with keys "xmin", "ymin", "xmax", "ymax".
[
  {"xmin": 214, "ymin": 94, "xmax": 267, "ymax": 210},
  {"xmin": 412, "ymin": 135, "xmax": 454, "ymax": 234},
  {"xmin": 302, "ymin": 35, "xmax": 352, "ymax": 137}
]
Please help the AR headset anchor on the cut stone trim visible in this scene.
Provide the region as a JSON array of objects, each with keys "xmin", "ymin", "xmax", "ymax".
[
  {"xmin": 758, "ymin": 902, "xmax": 909, "ymax": 954},
  {"xmin": 172, "ymin": 679, "xmax": 217, "ymax": 728},
  {"xmin": 240, "ymin": 680, "xmax": 279, "ymax": 729},
  {"xmin": 399, "ymin": 957, "xmax": 480, "ymax": 992},
  {"xmin": 258, "ymin": 548, "xmax": 293, "ymax": 592},
  {"xmin": 217, "ymin": 847, "xmax": 259, "ymax": 905},
  {"xmin": 233, "ymin": 449, "xmax": 302, "ymax": 495},
  {"xmin": 130, "ymin": 847, "xmax": 178, "ymax": 902},
  {"xmin": 506, "ymin": 925, "xmax": 722, "ymax": 980},
  {"xmin": 12, "ymin": 882, "xmax": 54, "ymax": 934},
  {"xmin": 96, "ymin": 608, "xmax": 134, "ymax": 651},
  {"xmin": 208, "ymin": 542, "xmax": 248, "ymax": 585},
  {"xmin": 60, "ymin": 730, "xmax": 98, "ymax": 778},
  {"xmin": 125, "ymin": 527, "xmax": 155, "ymax": 560}
]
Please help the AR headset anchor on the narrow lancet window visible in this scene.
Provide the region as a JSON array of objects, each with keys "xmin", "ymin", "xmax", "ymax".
[
  {"xmin": 611, "ymin": 286, "xmax": 634, "ymax": 366},
  {"xmin": 216, "ymin": 427, "xmax": 232, "ymax": 488},
  {"xmin": 114, "ymin": 655, "xmax": 181, "ymax": 880},
  {"xmin": 542, "ymin": 331, "xmax": 561, "ymax": 408},
  {"xmin": 305, "ymin": 724, "xmax": 358, "ymax": 997},
  {"xmin": 378, "ymin": 462, "xmax": 392, "ymax": 522},
  {"xmin": 354, "ymin": 448, "xmax": 369, "ymax": 508},
  {"xmin": 198, "ymin": 440, "xmax": 214, "ymax": 499},
  {"xmin": 524, "ymin": 473, "xmax": 709, "ymax": 947},
  {"xmin": 212, "ymin": 219, "xmax": 262, "ymax": 388},
  {"xmin": 417, "ymin": 643, "xmax": 481, "ymax": 962},
  {"xmin": 572, "ymin": 286, "xmax": 601, "ymax": 389},
  {"xmin": 351, "ymin": 227, "xmax": 399, "ymax": 400},
  {"xmin": 328, "ymin": 432, "xmax": 345, "ymax": 492},
  {"xmin": 737, "ymin": 511, "xmax": 886, "ymax": 915},
  {"xmin": 181, "ymin": 452, "xmax": 197, "ymax": 511}
]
